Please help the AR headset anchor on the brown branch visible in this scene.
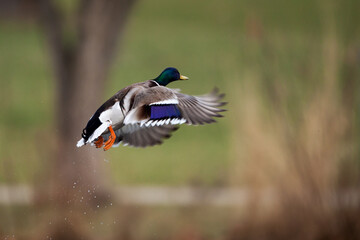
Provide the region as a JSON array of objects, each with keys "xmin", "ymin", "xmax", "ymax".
[
  {"xmin": 67, "ymin": 0, "xmax": 137, "ymax": 132},
  {"xmin": 76, "ymin": 0, "xmax": 137, "ymax": 77},
  {"xmin": 35, "ymin": 0, "xmax": 138, "ymax": 211},
  {"xmin": 37, "ymin": 0, "xmax": 73, "ymax": 80},
  {"xmin": 36, "ymin": 0, "xmax": 78, "ymax": 136}
]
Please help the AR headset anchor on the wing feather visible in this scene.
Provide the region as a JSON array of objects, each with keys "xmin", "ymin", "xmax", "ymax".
[
  {"xmin": 175, "ymin": 88, "xmax": 226, "ymax": 125},
  {"xmin": 103, "ymin": 125, "xmax": 178, "ymax": 148},
  {"xmin": 99, "ymin": 87, "xmax": 225, "ymax": 148}
]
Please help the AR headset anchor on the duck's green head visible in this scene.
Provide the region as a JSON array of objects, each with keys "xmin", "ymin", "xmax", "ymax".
[{"xmin": 153, "ymin": 67, "xmax": 188, "ymax": 86}]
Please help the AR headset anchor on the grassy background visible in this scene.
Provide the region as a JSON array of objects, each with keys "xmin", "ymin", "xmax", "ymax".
[
  {"xmin": 0, "ymin": 0, "xmax": 359, "ymax": 186},
  {"xmin": 1, "ymin": 0, "xmax": 360, "ymax": 239}
]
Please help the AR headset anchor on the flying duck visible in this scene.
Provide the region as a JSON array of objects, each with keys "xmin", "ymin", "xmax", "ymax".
[{"xmin": 77, "ymin": 67, "xmax": 226, "ymax": 150}]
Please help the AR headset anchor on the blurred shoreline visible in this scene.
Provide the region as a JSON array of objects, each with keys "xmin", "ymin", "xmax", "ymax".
[{"xmin": 1, "ymin": 184, "xmax": 359, "ymax": 208}]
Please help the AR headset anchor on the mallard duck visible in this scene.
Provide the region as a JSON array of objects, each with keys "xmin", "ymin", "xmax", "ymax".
[{"xmin": 77, "ymin": 67, "xmax": 226, "ymax": 150}]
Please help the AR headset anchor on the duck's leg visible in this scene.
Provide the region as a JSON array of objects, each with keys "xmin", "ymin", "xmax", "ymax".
[
  {"xmin": 94, "ymin": 136, "xmax": 104, "ymax": 148},
  {"xmin": 103, "ymin": 126, "xmax": 116, "ymax": 151}
]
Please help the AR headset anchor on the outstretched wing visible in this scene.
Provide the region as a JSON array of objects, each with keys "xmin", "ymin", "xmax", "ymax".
[
  {"xmin": 123, "ymin": 87, "xmax": 226, "ymax": 127},
  {"xmin": 98, "ymin": 87, "xmax": 226, "ymax": 148},
  {"xmin": 123, "ymin": 86, "xmax": 186, "ymax": 126},
  {"xmin": 101, "ymin": 124, "xmax": 179, "ymax": 148},
  {"xmin": 175, "ymin": 88, "xmax": 226, "ymax": 125}
]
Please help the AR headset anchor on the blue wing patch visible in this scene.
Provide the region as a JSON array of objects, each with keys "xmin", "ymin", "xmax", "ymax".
[{"xmin": 150, "ymin": 104, "xmax": 182, "ymax": 120}]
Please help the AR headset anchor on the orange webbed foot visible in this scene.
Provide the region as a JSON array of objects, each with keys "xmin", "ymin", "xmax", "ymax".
[
  {"xmin": 94, "ymin": 136, "xmax": 104, "ymax": 148},
  {"xmin": 103, "ymin": 126, "xmax": 116, "ymax": 151}
]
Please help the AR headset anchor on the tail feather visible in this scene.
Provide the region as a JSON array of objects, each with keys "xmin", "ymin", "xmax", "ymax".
[{"xmin": 77, "ymin": 138, "xmax": 85, "ymax": 147}]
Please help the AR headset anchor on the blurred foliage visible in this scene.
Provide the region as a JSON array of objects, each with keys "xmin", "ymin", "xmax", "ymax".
[
  {"xmin": 0, "ymin": 0, "xmax": 359, "ymax": 186},
  {"xmin": 0, "ymin": 0, "xmax": 360, "ymax": 239}
]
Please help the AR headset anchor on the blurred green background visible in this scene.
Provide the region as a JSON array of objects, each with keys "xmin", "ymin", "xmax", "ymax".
[
  {"xmin": 0, "ymin": 0, "xmax": 360, "ymax": 239},
  {"xmin": 1, "ymin": 0, "xmax": 357, "ymax": 186}
]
